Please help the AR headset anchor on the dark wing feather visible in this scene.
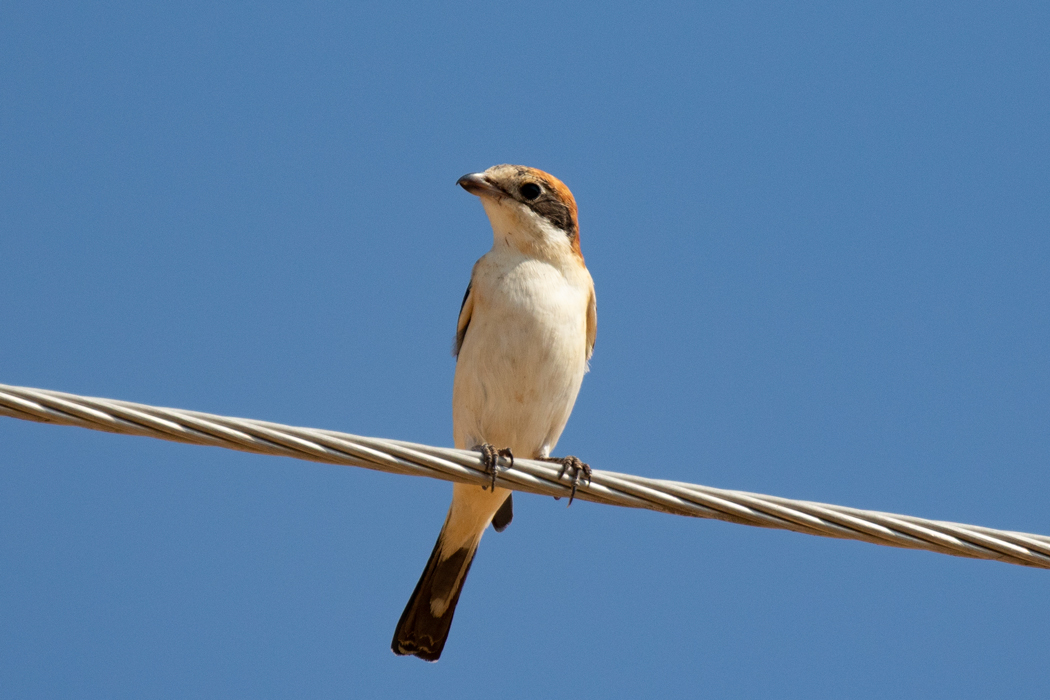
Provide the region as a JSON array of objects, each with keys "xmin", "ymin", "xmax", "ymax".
[{"xmin": 453, "ymin": 280, "xmax": 473, "ymax": 359}]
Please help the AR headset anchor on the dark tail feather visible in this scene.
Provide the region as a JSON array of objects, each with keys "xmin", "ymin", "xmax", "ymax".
[
  {"xmin": 391, "ymin": 531, "xmax": 478, "ymax": 661},
  {"xmin": 492, "ymin": 493, "xmax": 513, "ymax": 532}
]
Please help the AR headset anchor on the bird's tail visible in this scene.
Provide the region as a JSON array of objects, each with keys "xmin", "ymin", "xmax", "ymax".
[{"xmin": 391, "ymin": 522, "xmax": 480, "ymax": 662}]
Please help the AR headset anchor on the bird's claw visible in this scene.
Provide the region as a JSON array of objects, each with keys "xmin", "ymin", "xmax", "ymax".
[
  {"xmin": 474, "ymin": 443, "xmax": 513, "ymax": 490},
  {"xmin": 543, "ymin": 455, "xmax": 592, "ymax": 506}
]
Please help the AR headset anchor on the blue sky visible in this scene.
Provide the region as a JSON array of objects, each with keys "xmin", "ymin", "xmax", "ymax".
[{"xmin": 2, "ymin": 2, "xmax": 1048, "ymax": 698}]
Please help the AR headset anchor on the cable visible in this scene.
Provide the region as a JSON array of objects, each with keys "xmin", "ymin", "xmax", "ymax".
[{"xmin": 2, "ymin": 382, "xmax": 1048, "ymax": 569}]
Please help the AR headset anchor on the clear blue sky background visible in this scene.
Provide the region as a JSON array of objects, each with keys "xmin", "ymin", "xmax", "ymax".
[{"xmin": 2, "ymin": 2, "xmax": 1048, "ymax": 698}]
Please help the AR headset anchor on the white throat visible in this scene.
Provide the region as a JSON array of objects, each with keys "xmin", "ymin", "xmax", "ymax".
[{"xmin": 480, "ymin": 196, "xmax": 575, "ymax": 263}]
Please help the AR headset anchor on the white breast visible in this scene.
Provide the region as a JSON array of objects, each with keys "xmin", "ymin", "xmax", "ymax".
[{"xmin": 452, "ymin": 247, "xmax": 592, "ymax": 459}]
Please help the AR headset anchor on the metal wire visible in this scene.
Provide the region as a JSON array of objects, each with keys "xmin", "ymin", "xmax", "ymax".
[{"xmin": 2, "ymin": 382, "xmax": 1048, "ymax": 569}]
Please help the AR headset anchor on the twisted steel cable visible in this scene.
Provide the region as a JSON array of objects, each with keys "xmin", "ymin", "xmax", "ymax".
[{"xmin": 2, "ymin": 382, "xmax": 1048, "ymax": 569}]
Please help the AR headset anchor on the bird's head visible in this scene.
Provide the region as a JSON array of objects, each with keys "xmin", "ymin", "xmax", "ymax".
[{"xmin": 457, "ymin": 164, "xmax": 582, "ymax": 262}]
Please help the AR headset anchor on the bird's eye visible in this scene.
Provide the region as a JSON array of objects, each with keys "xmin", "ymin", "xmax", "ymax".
[{"xmin": 520, "ymin": 183, "xmax": 541, "ymax": 200}]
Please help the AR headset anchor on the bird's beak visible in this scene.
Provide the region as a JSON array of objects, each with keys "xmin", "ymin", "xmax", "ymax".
[{"xmin": 457, "ymin": 173, "xmax": 504, "ymax": 199}]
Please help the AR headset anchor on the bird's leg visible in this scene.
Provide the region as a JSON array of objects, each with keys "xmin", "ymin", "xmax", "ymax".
[
  {"xmin": 473, "ymin": 443, "xmax": 514, "ymax": 490},
  {"xmin": 540, "ymin": 456, "xmax": 592, "ymax": 506}
]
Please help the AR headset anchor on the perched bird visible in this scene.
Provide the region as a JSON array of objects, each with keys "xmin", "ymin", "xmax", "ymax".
[{"xmin": 391, "ymin": 165, "xmax": 597, "ymax": 661}]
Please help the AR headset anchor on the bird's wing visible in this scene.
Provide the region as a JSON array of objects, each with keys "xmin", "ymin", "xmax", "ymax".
[
  {"xmin": 585, "ymin": 285, "xmax": 597, "ymax": 360},
  {"xmin": 453, "ymin": 279, "xmax": 474, "ymax": 359}
]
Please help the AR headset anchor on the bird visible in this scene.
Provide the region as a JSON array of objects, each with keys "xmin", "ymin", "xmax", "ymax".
[{"xmin": 391, "ymin": 164, "xmax": 597, "ymax": 662}]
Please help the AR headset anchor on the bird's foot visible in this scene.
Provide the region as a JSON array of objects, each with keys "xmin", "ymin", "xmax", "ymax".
[
  {"xmin": 541, "ymin": 455, "xmax": 592, "ymax": 506},
  {"xmin": 474, "ymin": 443, "xmax": 514, "ymax": 490}
]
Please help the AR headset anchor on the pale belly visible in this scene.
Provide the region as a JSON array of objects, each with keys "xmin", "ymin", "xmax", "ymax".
[{"xmin": 452, "ymin": 258, "xmax": 590, "ymax": 459}]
